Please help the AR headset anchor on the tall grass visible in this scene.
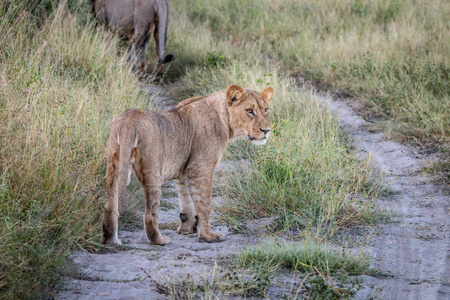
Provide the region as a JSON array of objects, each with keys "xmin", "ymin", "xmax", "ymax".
[
  {"xmin": 0, "ymin": 2, "xmax": 151, "ymax": 297},
  {"xmin": 165, "ymin": 9, "xmax": 381, "ymax": 232},
  {"xmin": 170, "ymin": 0, "xmax": 449, "ymax": 144}
]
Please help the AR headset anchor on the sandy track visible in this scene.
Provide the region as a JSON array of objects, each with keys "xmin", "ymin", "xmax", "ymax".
[
  {"xmin": 59, "ymin": 197, "xmax": 261, "ymax": 299},
  {"xmin": 319, "ymin": 96, "xmax": 450, "ymax": 299}
]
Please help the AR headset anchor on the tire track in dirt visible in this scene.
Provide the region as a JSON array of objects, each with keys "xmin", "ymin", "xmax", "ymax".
[{"xmin": 318, "ymin": 96, "xmax": 450, "ymax": 299}]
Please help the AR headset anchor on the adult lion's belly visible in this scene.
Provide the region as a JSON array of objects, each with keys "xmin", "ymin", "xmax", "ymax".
[{"xmin": 106, "ymin": 0, "xmax": 135, "ymax": 36}]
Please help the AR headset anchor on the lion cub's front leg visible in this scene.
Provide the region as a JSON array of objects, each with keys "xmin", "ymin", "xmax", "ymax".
[{"xmin": 188, "ymin": 172, "xmax": 225, "ymax": 243}]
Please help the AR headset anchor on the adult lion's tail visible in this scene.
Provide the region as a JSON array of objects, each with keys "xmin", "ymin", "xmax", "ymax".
[
  {"xmin": 117, "ymin": 127, "xmax": 135, "ymax": 214},
  {"xmin": 157, "ymin": 0, "xmax": 174, "ymax": 64}
]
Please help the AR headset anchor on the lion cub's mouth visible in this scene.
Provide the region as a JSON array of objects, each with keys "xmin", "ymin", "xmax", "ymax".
[{"xmin": 248, "ymin": 134, "xmax": 268, "ymax": 145}]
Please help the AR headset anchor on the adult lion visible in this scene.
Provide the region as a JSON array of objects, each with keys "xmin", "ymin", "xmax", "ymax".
[
  {"xmin": 91, "ymin": 0, "xmax": 174, "ymax": 71},
  {"xmin": 102, "ymin": 85, "xmax": 274, "ymax": 245}
]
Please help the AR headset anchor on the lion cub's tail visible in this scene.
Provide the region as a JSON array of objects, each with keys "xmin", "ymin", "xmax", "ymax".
[{"xmin": 117, "ymin": 127, "xmax": 136, "ymax": 213}]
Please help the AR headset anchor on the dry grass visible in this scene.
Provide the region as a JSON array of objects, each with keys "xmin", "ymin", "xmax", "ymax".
[{"xmin": 0, "ymin": 2, "xmax": 152, "ymax": 297}]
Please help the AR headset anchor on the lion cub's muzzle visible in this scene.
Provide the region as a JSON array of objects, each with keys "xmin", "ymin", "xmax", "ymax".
[{"xmin": 248, "ymin": 128, "xmax": 271, "ymax": 145}]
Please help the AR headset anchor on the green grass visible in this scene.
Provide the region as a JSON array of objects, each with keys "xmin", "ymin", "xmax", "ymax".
[
  {"xmin": 169, "ymin": 0, "xmax": 449, "ymax": 145},
  {"xmin": 237, "ymin": 240, "xmax": 371, "ymax": 276},
  {"xmin": 236, "ymin": 240, "xmax": 373, "ymax": 299},
  {"xmin": 164, "ymin": 8, "xmax": 383, "ymax": 233},
  {"xmin": 0, "ymin": 2, "xmax": 152, "ymax": 297},
  {"xmin": 162, "ymin": 240, "xmax": 371, "ymax": 299}
]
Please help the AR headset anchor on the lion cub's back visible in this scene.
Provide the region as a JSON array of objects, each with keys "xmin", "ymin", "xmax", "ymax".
[
  {"xmin": 111, "ymin": 109, "xmax": 152, "ymax": 126},
  {"xmin": 109, "ymin": 109, "xmax": 159, "ymax": 143}
]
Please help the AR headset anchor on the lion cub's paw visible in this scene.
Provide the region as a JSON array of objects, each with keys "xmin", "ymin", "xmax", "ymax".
[
  {"xmin": 177, "ymin": 223, "xmax": 196, "ymax": 234},
  {"xmin": 177, "ymin": 214, "xmax": 198, "ymax": 234},
  {"xmin": 199, "ymin": 232, "xmax": 226, "ymax": 243},
  {"xmin": 151, "ymin": 235, "xmax": 171, "ymax": 246},
  {"xmin": 102, "ymin": 236, "xmax": 123, "ymax": 246}
]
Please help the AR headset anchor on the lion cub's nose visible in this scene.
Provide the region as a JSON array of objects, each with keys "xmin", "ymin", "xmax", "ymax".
[{"xmin": 260, "ymin": 128, "xmax": 270, "ymax": 135}]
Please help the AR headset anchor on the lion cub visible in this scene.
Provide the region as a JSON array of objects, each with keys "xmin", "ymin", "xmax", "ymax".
[{"xmin": 102, "ymin": 85, "xmax": 274, "ymax": 245}]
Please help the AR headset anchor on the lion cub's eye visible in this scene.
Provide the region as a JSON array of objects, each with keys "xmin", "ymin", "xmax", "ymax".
[
  {"xmin": 264, "ymin": 108, "xmax": 269, "ymax": 114},
  {"xmin": 246, "ymin": 109, "xmax": 254, "ymax": 115}
]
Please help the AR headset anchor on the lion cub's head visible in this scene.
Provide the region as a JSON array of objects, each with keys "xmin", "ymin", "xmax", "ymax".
[{"xmin": 226, "ymin": 85, "xmax": 274, "ymax": 145}]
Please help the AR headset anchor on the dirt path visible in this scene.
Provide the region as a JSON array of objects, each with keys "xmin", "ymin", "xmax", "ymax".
[
  {"xmin": 318, "ymin": 96, "xmax": 450, "ymax": 299},
  {"xmin": 59, "ymin": 197, "xmax": 260, "ymax": 299}
]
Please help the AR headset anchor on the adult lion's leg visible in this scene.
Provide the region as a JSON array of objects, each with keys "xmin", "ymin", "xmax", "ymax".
[
  {"xmin": 133, "ymin": 19, "xmax": 151, "ymax": 73},
  {"xmin": 102, "ymin": 144, "xmax": 122, "ymax": 245},
  {"xmin": 132, "ymin": 34, "xmax": 149, "ymax": 73},
  {"xmin": 133, "ymin": 154, "xmax": 170, "ymax": 246},
  {"xmin": 176, "ymin": 177, "xmax": 197, "ymax": 234},
  {"xmin": 188, "ymin": 171, "xmax": 225, "ymax": 243}
]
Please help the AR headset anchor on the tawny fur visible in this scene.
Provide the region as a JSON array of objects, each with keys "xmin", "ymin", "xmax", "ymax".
[
  {"xmin": 102, "ymin": 85, "xmax": 274, "ymax": 245},
  {"xmin": 91, "ymin": 0, "xmax": 174, "ymax": 72}
]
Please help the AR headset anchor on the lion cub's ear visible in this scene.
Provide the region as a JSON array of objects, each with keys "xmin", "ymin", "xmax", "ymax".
[
  {"xmin": 226, "ymin": 85, "xmax": 246, "ymax": 107},
  {"xmin": 261, "ymin": 86, "xmax": 274, "ymax": 103}
]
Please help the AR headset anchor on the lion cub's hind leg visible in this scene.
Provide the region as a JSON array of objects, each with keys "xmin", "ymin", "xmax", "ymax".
[
  {"xmin": 133, "ymin": 153, "xmax": 170, "ymax": 246},
  {"xmin": 176, "ymin": 177, "xmax": 197, "ymax": 234},
  {"xmin": 102, "ymin": 145, "xmax": 122, "ymax": 245},
  {"xmin": 142, "ymin": 183, "xmax": 170, "ymax": 245}
]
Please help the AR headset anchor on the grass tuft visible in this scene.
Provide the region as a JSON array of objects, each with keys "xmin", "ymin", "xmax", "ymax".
[{"xmin": 237, "ymin": 240, "xmax": 371, "ymax": 276}]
